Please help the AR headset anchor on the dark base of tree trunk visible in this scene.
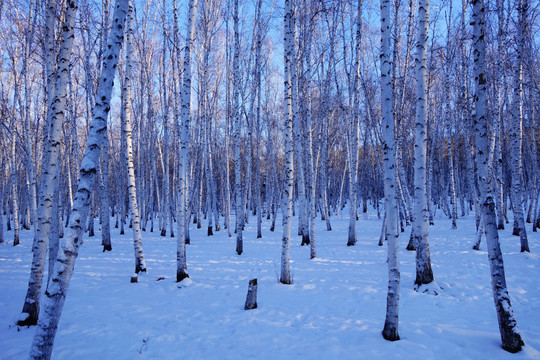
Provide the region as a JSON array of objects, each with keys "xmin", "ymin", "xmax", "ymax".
[
  {"xmin": 301, "ymin": 234, "xmax": 310, "ymax": 246},
  {"xmin": 170, "ymin": 231, "xmax": 174, "ymax": 237},
  {"xmin": 130, "ymin": 275, "xmax": 138, "ymax": 283},
  {"xmin": 257, "ymin": 232, "xmax": 262, "ymax": 239},
  {"xmin": 207, "ymin": 226, "xmax": 213, "ymax": 236},
  {"xmin": 382, "ymin": 325, "xmax": 399, "ymax": 341},
  {"xmin": 512, "ymin": 222, "xmax": 520, "ymax": 236},
  {"xmin": 176, "ymin": 270, "xmax": 189, "ymax": 283},
  {"xmin": 498, "ymin": 309, "xmax": 525, "ymax": 353},
  {"xmin": 102, "ymin": 243, "xmax": 112, "ymax": 252},
  {"xmin": 17, "ymin": 302, "xmax": 39, "ymax": 326},
  {"xmin": 326, "ymin": 224, "xmax": 332, "ymax": 231},
  {"xmin": 347, "ymin": 239, "xmax": 356, "ymax": 246},
  {"xmin": 161, "ymin": 229, "xmax": 166, "ymax": 237},
  {"xmin": 497, "ymin": 223, "xmax": 505, "ymax": 230},
  {"xmin": 406, "ymin": 231, "xmax": 415, "ymax": 251},
  {"xmin": 244, "ymin": 278, "xmax": 258, "ymax": 310},
  {"xmin": 236, "ymin": 242, "xmax": 243, "ymax": 255},
  {"xmin": 270, "ymin": 225, "xmax": 275, "ymax": 232},
  {"xmin": 414, "ymin": 271, "xmax": 434, "ymax": 290},
  {"xmin": 13, "ymin": 237, "xmax": 19, "ymax": 246}
]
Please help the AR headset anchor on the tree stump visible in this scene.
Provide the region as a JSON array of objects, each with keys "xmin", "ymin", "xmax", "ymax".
[{"xmin": 244, "ymin": 278, "xmax": 258, "ymax": 310}]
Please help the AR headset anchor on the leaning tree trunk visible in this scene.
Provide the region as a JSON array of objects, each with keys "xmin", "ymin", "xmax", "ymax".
[
  {"xmin": 381, "ymin": 0, "xmax": 400, "ymax": 341},
  {"xmin": 29, "ymin": 0, "xmax": 129, "ymax": 358},
  {"xmin": 471, "ymin": 0, "xmax": 524, "ymax": 352}
]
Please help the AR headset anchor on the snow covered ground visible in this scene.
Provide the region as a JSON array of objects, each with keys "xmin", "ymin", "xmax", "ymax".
[{"xmin": 1, "ymin": 210, "xmax": 539, "ymax": 359}]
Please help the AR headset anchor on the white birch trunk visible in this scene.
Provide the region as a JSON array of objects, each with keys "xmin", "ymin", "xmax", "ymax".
[
  {"xmin": 281, "ymin": 0, "xmax": 295, "ymax": 284},
  {"xmin": 471, "ymin": 0, "xmax": 524, "ymax": 352},
  {"xmin": 10, "ymin": 128, "xmax": 19, "ymax": 246},
  {"xmin": 413, "ymin": 0, "xmax": 436, "ymax": 291},
  {"xmin": 29, "ymin": 0, "xmax": 129, "ymax": 357},
  {"xmin": 508, "ymin": 0, "xmax": 529, "ymax": 252},
  {"xmin": 381, "ymin": 0, "xmax": 400, "ymax": 341},
  {"xmin": 18, "ymin": 0, "xmax": 77, "ymax": 327},
  {"xmin": 121, "ymin": 3, "xmax": 146, "ymax": 275},
  {"xmin": 233, "ymin": 0, "xmax": 243, "ymax": 255},
  {"xmin": 347, "ymin": 0, "xmax": 363, "ymax": 247},
  {"xmin": 177, "ymin": 0, "xmax": 197, "ymax": 281},
  {"xmin": 304, "ymin": 0, "xmax": 317, "ymax": 259},
  {"xmin": 289, "ymin": 7, "xmax": 308, "ymax": 246}
]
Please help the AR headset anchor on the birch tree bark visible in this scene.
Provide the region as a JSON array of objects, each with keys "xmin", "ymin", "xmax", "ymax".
[
  {"xmin": 177, "ymin": 0, "xmax": 198, "ymax": 281},
  {"xmin": 381, "ymin": 0, "xmax": 400, "ymax": 341},
  {"xmin": 281, "ymin": 0, "xmax": 295, "ymax": 285},
  {"xmin": 347, "ymin": 0, "xmax": 363, "ymax": 247},
  {"xmin": 121, "ymin": 2, "xmax": 146, "ymax": 277},
  {"xmin": 233, "ymin": 0, "xmax": 243, "ymax": 255},
  {"xmin": 412, "ymin": 0, "xmax": 436, "ymax": 292},
  {"xmin": 471, "ymin": 0, "xmax": 524, "ymax": 352},
  {"xmin": 508, "ymin": 0, "xmax": 529, "ymax": 252},
  {"xmin": 29, "ymin": 0, "xmax": 129, "ymax": 357},
  {"xmin": 18, "ymin": 0, "xmax": 76, "ymax": 327},
  {"xmin": 304, "ymin": 0, "xmax": 317, "ymax": 259}
]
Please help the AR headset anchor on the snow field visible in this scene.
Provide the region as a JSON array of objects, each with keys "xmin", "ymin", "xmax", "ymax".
[{"xmin": 0, "ymin": 211, "xmax": 539, "ymax": 359}]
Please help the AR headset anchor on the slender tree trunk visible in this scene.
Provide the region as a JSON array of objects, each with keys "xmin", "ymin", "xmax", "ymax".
[
  {"xmin": 381, "ymin": 0, "xmax": 400, "ymax": 341},
  {"xmin": 98, "ymin": 135, "xmax": 111, "ymax": 251},
  {"xmin": 281, "ymin": 0, "xmax": 295, "ymax": 285},
  {"xmin": 177, "ymin": 0, "xmax": 197, "ymax": 282},
  {"xmin": 18, "ymin": 0, "xmax": 77, "ymax": 327},
  {"xmin": 508, "ymin": 0, "xmax": 529, "ymax": 252},
  {"xmin": 29, "ymin": 1, "xmax": 129, "ymax": 357},
  {"xmin": 121, "ymin": 3, "xmax": 146, "ymax": 276},
  {"xmin": 233, "ymin": 0, "xmax": 243, "ymax": 255},
  {"xmin": 413, "ymin": 0, "xmax": 436, "ymax": 291},
  {"xmin": 471, "ymin": 0, "xmax": 524, "ymax": 352}
]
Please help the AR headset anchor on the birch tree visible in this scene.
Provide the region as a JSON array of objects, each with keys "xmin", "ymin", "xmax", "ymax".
[
  {"xmin": 29, "ymin": 0, "xmax": 130, "ymax": 357},
  {"xmin": 412, "ymin": 0, "xmax": 436, "ymax": 292},
  {"xmin": 17, "ymin": 0, "xmax": 77, "ymax": 327},
  {"xmin": 471, "ymin": 0, "xmax": 524, "ymax": 351},
  {"xmin": 281, "ymin": 0, "xmax": 295, "ymax": 285},
  {"xmin": 177, "ymin": 0, "xmax": 198, "ymax": 281},
  {"xmin": 381, "ymin": 0, "xmax": 400, "ymax": 341},
  {"xmin": 347, "ymin": 0, "xmax": 363, "ymax": 247},
  {"xmin": 508, "ymin": 0, "xmax": 529, "ymax": 252},
  {"xmin": 121, "ymin": 2, "xmax": 147, "ymax": 277},
  {"xmin": 233, "ymin": 0, "xmax": 243, "ymax": 255}
]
